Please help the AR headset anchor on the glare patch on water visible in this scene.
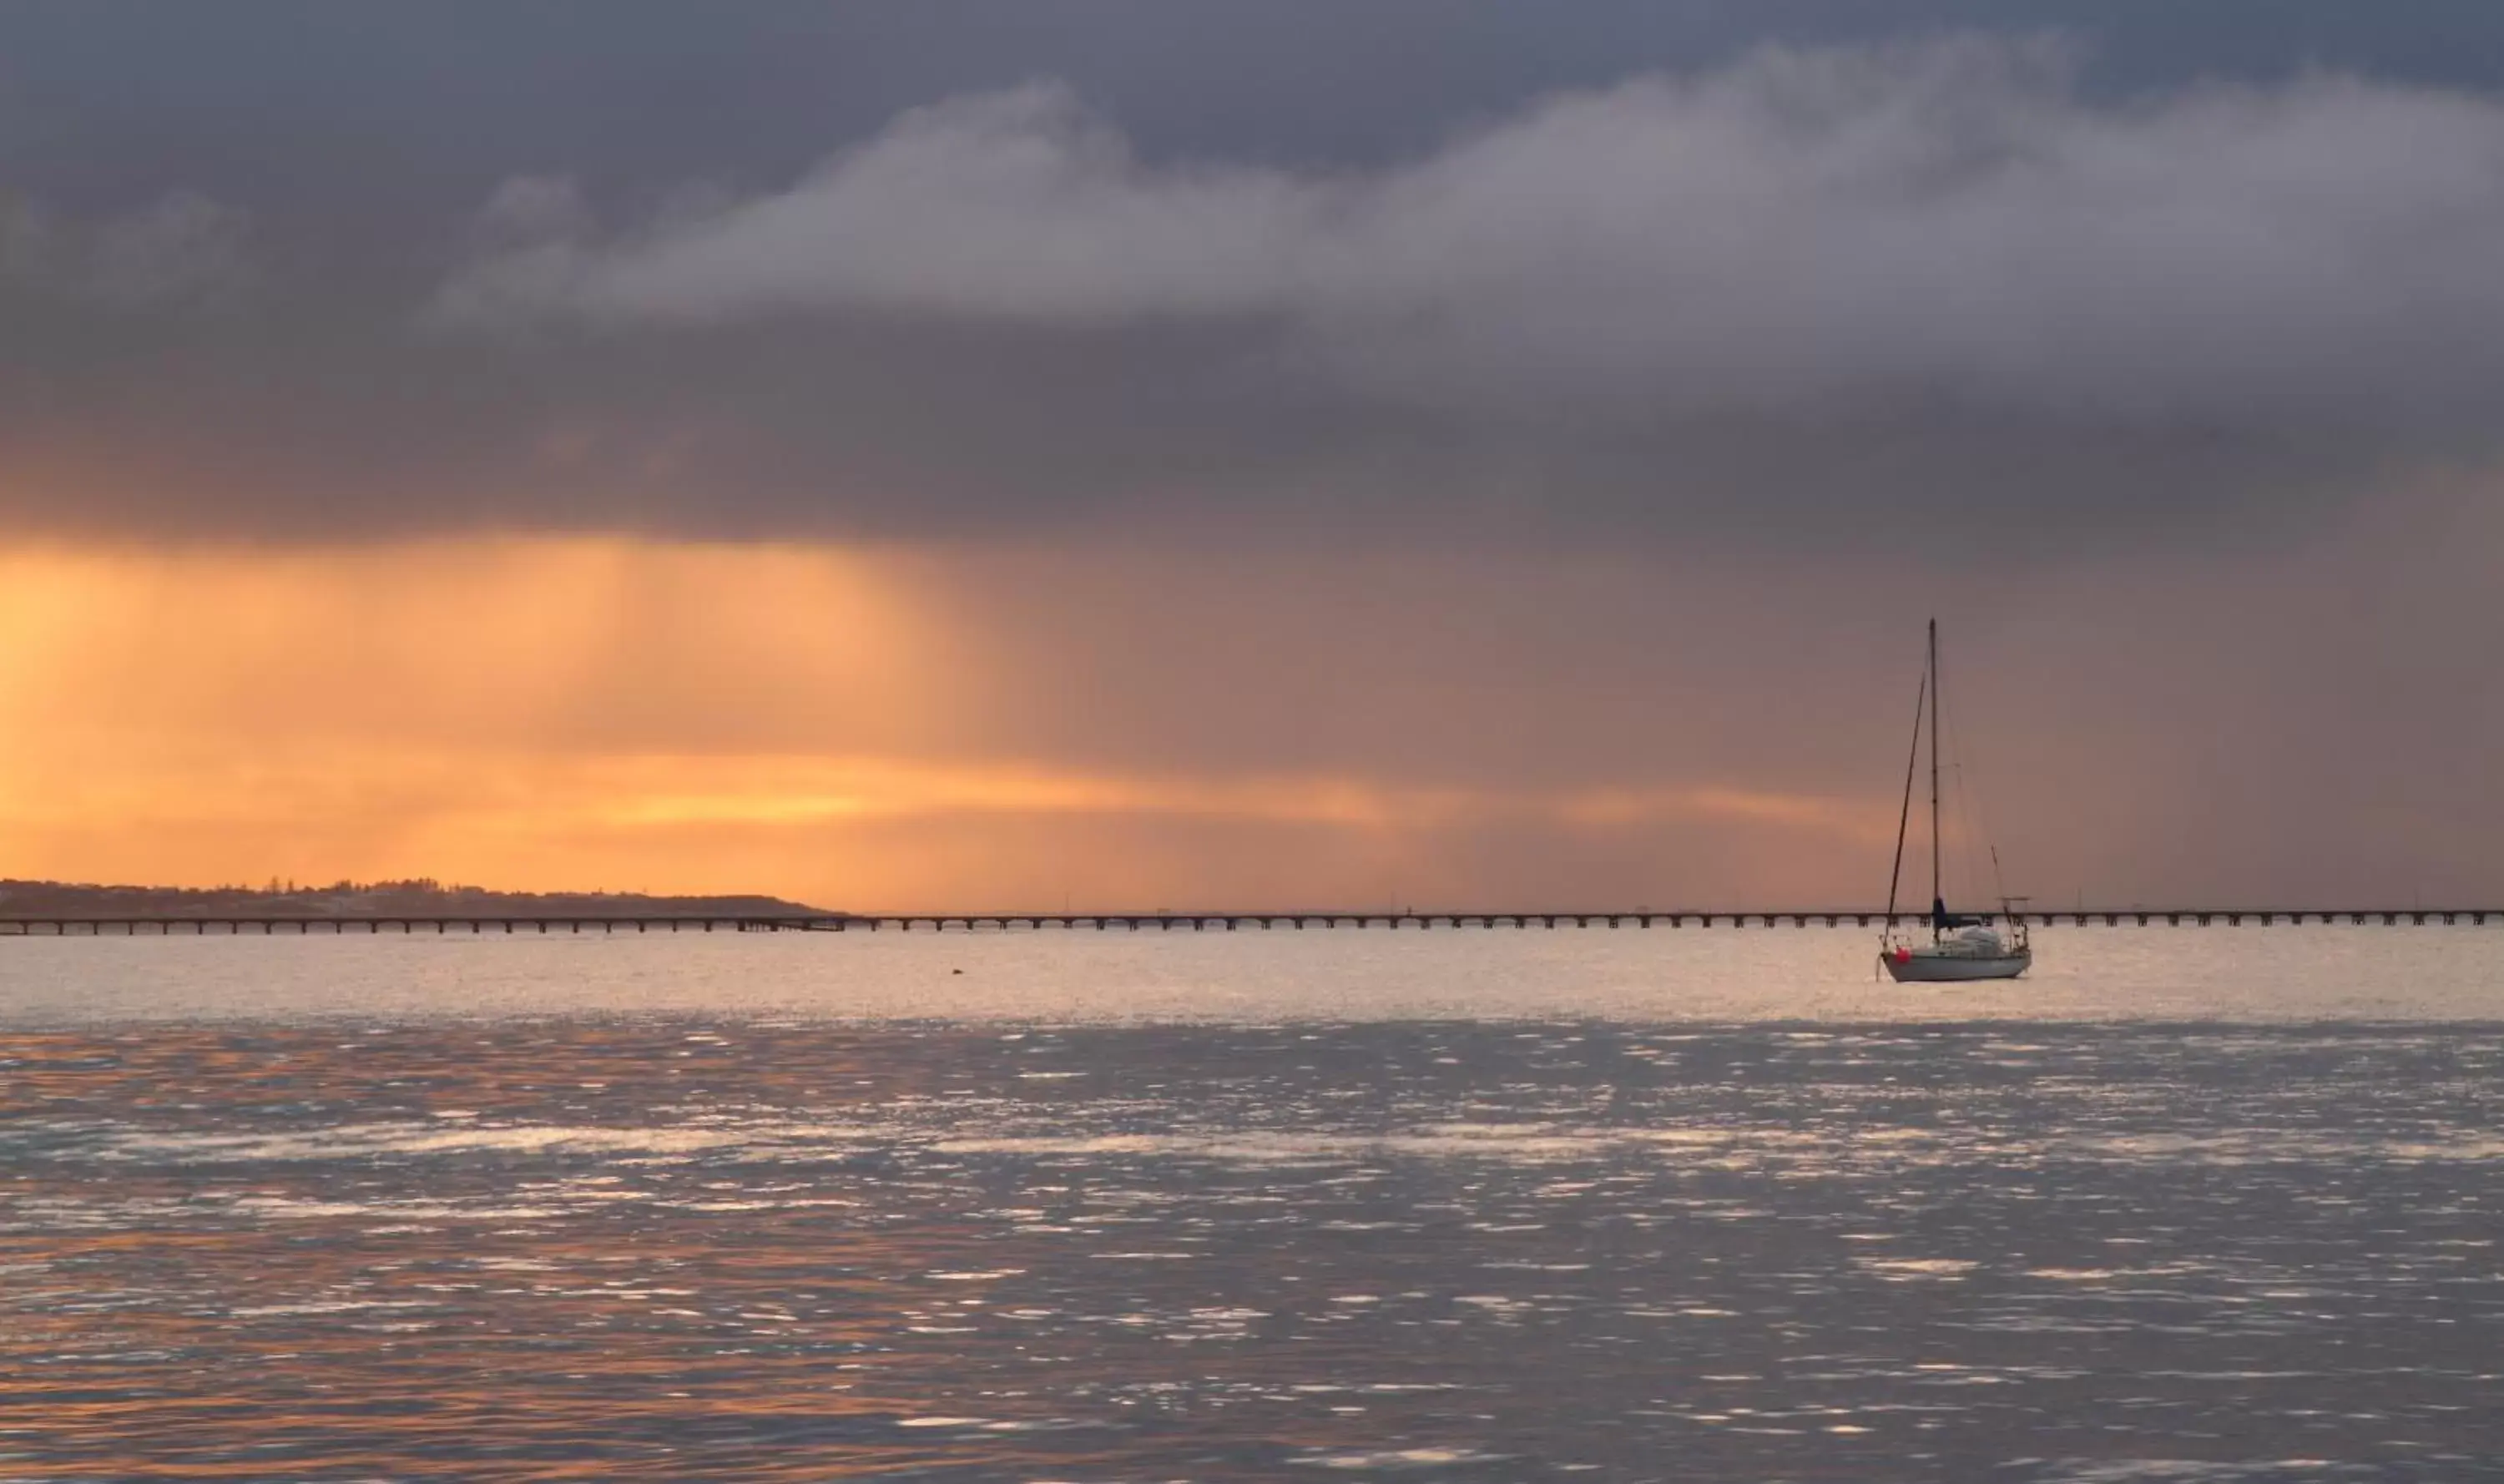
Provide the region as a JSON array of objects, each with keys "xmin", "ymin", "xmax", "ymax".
[{"xmin": 1294, "ymin": 1446, "xmax": 1512, "ymax": 1470}]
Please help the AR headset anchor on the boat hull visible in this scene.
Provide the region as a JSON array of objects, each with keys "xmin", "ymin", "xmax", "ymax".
[{"xmin": 1881, "ymin": 947, "xmax": 2032, "ymax": 982}]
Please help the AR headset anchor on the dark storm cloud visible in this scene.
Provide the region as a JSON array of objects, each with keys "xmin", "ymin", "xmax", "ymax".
[
  {"xmin": 441, "ymin": 43, "xmax": 2504, "ymax": 429},
  {"xmin": 8, "ymin": 2, "xmax": 2502, "ymax": 202},
  {"xmin": 4, "ymin": 10, "xmax": 2504, "ymax": 551}
]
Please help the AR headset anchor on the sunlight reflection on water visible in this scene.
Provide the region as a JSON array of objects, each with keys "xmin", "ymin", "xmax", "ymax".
[
  {"xmin": 2, "ymin": 933, "xmax": 2501, "ymax": 1477},
  {"xmin": 1, "ymin": 922, "xmax": 2501, "ymax": 1023}
]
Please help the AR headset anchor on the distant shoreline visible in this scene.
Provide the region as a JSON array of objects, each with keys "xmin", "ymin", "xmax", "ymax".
[
  {"xmin": 0, "ymin": 878, "xmax": 834, "ymax": 921},
  {"xmin": 4, "ymin": 882, "xmax": 2496, "ymax": 930}
]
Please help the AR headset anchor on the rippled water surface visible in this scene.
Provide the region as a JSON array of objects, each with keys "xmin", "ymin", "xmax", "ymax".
[{"xmin": 4, "ymin": 930, "xmax": 2502, "ymax": 1479}]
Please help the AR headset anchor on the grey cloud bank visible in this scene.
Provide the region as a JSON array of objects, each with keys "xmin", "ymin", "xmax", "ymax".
[
  {"xmin": 6, "ymin": 26, "xmax": 2503, "ymax": 563},
  {"xmin": 439, "ymin": 40, "xmax": 2504, "ymax": 428},
  {"xmin": 2, "ymin": 190, "xmax": 254, "ymax": 310}
]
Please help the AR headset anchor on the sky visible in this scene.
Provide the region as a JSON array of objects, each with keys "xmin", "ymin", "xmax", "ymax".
[{"xmin": 4, "ymin": 0, "xmax": 2503, "ymax": 911}]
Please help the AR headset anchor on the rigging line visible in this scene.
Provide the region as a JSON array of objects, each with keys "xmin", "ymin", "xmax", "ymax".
[
  {"xmin": 1956, "ymin": 763, "xmax": 1981, "ymax": 909},
  {"xmin": 1928, "ymin": 619, "xmax": 1942, "ymax": 928},
  {"xmin": 1941, "ymin": 681, "xmax": 1978, "ymax": 907},
  {"xmin": 1941, "ymin": 673, "xmax": 2010, "ymax": 910},
  {"xmin": 1883, "ymin": 656, "xmax": 1929, "ymax": 932},
  {"xmin": 1927, "ymin": 637, "xmax": 1959, "ymax": 901},
  {"xmin": 1970, "ymin": 754, "xmax": 2011, "ymax": 908}
]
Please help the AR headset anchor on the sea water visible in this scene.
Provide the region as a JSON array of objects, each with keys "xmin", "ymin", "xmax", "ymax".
[{"xmin": 3, "ymin": 927, "xmax": 2500, "ymax": 1479}]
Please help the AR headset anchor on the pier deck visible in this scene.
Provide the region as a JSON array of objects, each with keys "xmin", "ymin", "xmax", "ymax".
[{"xmin": 1, "ymin": 909, "xmax": 2497, "ymax": 935}]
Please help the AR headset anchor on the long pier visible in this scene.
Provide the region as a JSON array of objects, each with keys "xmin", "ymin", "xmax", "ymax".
[{"xmin": 2, "ymin": 908, "xmax": 2499, "ymax": 936}]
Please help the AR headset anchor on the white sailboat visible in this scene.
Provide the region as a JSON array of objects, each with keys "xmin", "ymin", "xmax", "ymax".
[{"xmin": 1880, "ymin": 620, "xmax": 2032, "ymax": 983}]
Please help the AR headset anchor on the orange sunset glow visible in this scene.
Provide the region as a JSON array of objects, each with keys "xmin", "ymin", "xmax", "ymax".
[{"xmin": 0, "ymin": 538, "xmax": 1894, "ymax": 910}]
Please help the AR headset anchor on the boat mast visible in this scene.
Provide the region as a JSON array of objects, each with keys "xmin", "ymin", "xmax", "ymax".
[
  {"xmin": 1928, "ymin": 618, "xmax": 1944, "ymax": 938},
  {"xmin": 1882, "ymin": 656, "xmax": 1928, "ymax": 931}
]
